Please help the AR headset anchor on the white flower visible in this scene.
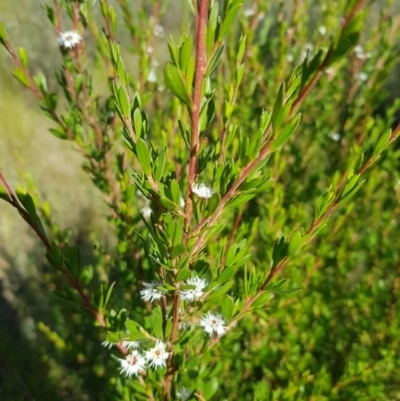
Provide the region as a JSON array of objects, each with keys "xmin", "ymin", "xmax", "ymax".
[
  {"xmin": 179, "ymin": 320, "xmax": 188, "ymax": 331},
  {"xmin": 354, "ymin": 45, "xmax": 364, "ymax": 56},
  {"xmin": 304, "ymin": 43, "xmax": 314, "ymax": 52},
  {"xmin": 191, "ymin": 182, "xmax": 215, "ymax": 199},
  {"xmin": 199, "ymin": 312, "xmax": 227, "ymax": 337},
  {"xmin": 145, "ymin": 340, "xmax": 169, "ymax": 369},
  {"xmin": 325, "ymin": 67, "xmax": 335, "ymax": 75},
  {"xmin": 101, "ymin": 340, "xmax": 115, "ymax": 349},
  {"xmin": 354, "ymin": 45, "xmax": 372, "ymax": 60},
  {"xmin": 57, "ymin": 30, "xmax": 82, "ymax": 49},
  {"xmin": 140, "ymin": 281, "xmax": 163, "ymax": 302},
  {"xmin": 146, "ymin": 45, "xmax": 154, "ymax": 54},
  {"xmin": 180, "ymin": 196, "xmax": 185, "ymax": 209},
  {"xmin": 176, "ymin": 387, "xmax": 191, "ymax": 401},
  {"xmin": 318, "ymin": 25, "xmax": 327, "ymax": 36},
  {"xmin": 244, "ymin": 8, "xmax": 256, "ymax": 17},
  {"xmin": 119, "ymin": 350, "xmax": 146, "ymax": 377},
  {"xmin": 180, "ymin": 276, "xmax": 207, "ymax": 302},
  {"xmin": 147, "ymin": 69, "xmax": 157, "ymax": 83},
  {"xmin": 299, "ymin": 43, "xmax": 314, "ymax": 63},
  {"xmin": 286, "ymin": 53, "xmax": 294, "ymax": 63},
  {"xmin": 328, "ymin": 132, "xmax": 341, "ymax": 141},
  {"xmin": 355, "ymin": 72, "xmax": 368, "ymax": 82},
  {"xmin": 123, "ymin": 340, "xmax": 140, "ymax": 350},
  {"xmin": 141, "ymin": 205, "xmax": 152, "ymax": 218},
  {"xmin": 153, "ymin": 24, "xmax": 165, "ymax": 37}
]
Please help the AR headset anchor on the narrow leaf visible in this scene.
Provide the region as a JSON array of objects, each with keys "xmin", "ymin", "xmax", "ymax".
[
  {"xmin": 136, "ymin": 138, "xmax": 151, "ymax": 175},
  {"xmin": 163, "ymin": 62, "xmax": 192, "ymax": 109}
]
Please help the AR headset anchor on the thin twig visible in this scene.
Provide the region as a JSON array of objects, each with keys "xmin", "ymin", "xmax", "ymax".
[{"xmin": 0, "ymin": 172, "xmax": 128, "ymax": 356}]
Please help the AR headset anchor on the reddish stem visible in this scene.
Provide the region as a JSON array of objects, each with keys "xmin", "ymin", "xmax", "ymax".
[
  {"xmin": 0, "ymin": 172, "xmax": 127, "ymax": 356},
  {"xmin": 184, "ymin": 0, "xmax": 210, "ymax": 237}
]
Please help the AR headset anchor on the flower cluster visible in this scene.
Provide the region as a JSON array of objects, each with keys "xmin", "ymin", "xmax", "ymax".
[
  {"xmin": 176, "ymin": 387, "xmax": 192, "ymax": 400},
  {"xmin": 57, "ymin": 30, "xmax": 82, "ymax": 49},
  {"xmin": 119, "ymin": 350, "xmax": 146, "ymax": 378},
  {"xmin": 354, "ymin": 45, "xmax": 372, "ymax": 60},
  {"xmin": 140, "ymin": 281, "xmax": 164, "ymax": 302},
  {"xmin": 117, "ymin": 339, "xmax": 169, "ymax": 378},
  {"xmin": 180, "ymin": 275, "xmax": 207, "ymax": 302},
  {"xmin": 191, "ymin": 182, "xmax": 215, "ymax": 199},
  {"xmin": 199, "ymin": 312, "xmax": 227, "ymax": 337}
]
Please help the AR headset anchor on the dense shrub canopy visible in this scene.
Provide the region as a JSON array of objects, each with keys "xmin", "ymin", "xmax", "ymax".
[{"xmin": 0, "ymin": 0, "xmax": 400, "ymax": 400}]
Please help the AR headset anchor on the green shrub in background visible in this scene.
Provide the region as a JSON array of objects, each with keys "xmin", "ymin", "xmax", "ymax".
[{"xmin": 1, "ymin": 0, "xmax": 400, "ymax": 400}]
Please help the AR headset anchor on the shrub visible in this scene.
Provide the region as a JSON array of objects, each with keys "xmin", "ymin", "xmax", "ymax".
[{"xmin": 1, "ymin": 0, "xmax": 400, "ymax": 400}]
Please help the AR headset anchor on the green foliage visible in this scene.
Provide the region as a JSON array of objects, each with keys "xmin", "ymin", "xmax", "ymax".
[{"xmin": 1, "ymin": 0, "xmax": 400, "ymax": 400}]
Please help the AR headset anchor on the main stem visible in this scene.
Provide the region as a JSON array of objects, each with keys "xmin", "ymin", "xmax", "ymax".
[
  {"xmin": 184, "ymin": 0, "xmax": 209, "ymax": 238},
  {"xmin": 163, "ymin": 2, "xmax": 209, "ymax": 400}
]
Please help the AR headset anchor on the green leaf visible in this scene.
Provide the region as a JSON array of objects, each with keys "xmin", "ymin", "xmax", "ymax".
[
  {"xmin": 185, "ymin": 55, "xmax": 195, "ymax": 92},
  {"xmin": 117, "ymin": 87, "xmax": 130, "ymax": 118},
  {"xmin": 271, "ymin": 83, "xmax": 287, "ymax": 132},
  {"xmin": 206, "ymin": 44, "xmax": 224, "ymax": 76},
  {"xmin": 97, "ymin": 284, "xmax": 105, "ymax": 309},
  {"xmin": 340, "ymin": 179, "xmax": 365, "ymax": 202},
  {"xmin": 316, "ymin": 185, "xmax": 336, "ymax": 219},
  {"xmin": 33, "ymin": 214, "xmax": 50, "ymax": 244},
  {"xmin": 288, "ymin": 230, "xmax": 304, "ymax": 256},
  {"xmin": 125, "ymin": 319, "xmax": 143, "ymax": 334},
  {"xmin": 18, "ymin": 47, "xmax": 28, "ymax": 68},
  {"xmin": 167, "ymin": 37, "xmax": 180, "ymax": 67},
  {"xmin": 226, "ymin": 193, "xmax": 256, "ymax": 209},
  {"xmin": 159, "ymin": 196, "xmax": 177, "ymax": 209},
  {"xmin": 207, "ymin": 2, "xmax": 219, "ymax": 56},
  {"xmin": 170, "ymin": 179, "xmax": 181, "ymax": 205},
  {"xmin": 49, "ymin": 128, "xmax": 67, "ymax": 140},
  {"xmin": 0, "ymin": 22, "xmax": 7, "ymax": 45},
  {"xmin": 330, "ymin": 32, "xmax": 360, "ymax": 64},
  {"xmin": 16, "ymin": 187, "xmax": 36, "ymax": 216},
  {"xmin": 197, "ymin": 145, "xmax": 215, "ymax": 174},
  {"xmin": 203, "ymin": 377, "xmax": 219, "ymax": 399},
  {"xmin": 221, "ymin": 295, "xmax": 234, "ymax": 321},
  {"xmin": 179, "ymin": 35, "xmax": 193, "ymax": 73},
  {"xmin": 252, "ymin": 292, "xmax": 274, "ymax": 309},
  {"xmin": 154, "ymin": 149, "xmax": 165, "ymax": 182},
  {"xmin": 218, "ymin": 4, "xmax": 242, "ymax": 41},
  {"xmin": 0, "ymin": 183, "xmax": 11, "ymax": 203},
  {"xmin": 116, "ymin": 57, "xmax": 128, "ymax": 87},
  {"xmin": 199, "ymin": 98, "xmax": 216, "ymax": 131},
  {"xmin": 12, "ymin": 67, "xmax": 30, "ymax": 87},
  {"xmin": 267, "ymin": 287, "xmax": 302, "ymax": 295},
  {"xmin": 237, "ymin": 35, "xmax": 246, "ymax": 64},
  {"xmin": 171, "ymin": 243, "xmax": 186, "ymax": 258},
  {"xmin": 329, "ymin": 14, "xmax": 364, "ymax": 65},
  {"xmin": 215, "ymin": 265, "xmax": 236, "ymax": 285},
  {"xmin": 105, "ymin": 332, "xmax": 120, "ymax": 344},
  {"xmin": 104, "ymin": 281, "xmax": 116, "ymax": 309},
  {"xmin": 271, "ymin": 236, "xmax": 289, "ymax": 270},
  {"xmin": 46, "ymin": 242, "xmax": 64, "ymax": 271},
  {"xmin": 136, "ymin": 138, "xmax": 151, "ymax": 175},
  {"xmin": 133, "ymin": 108, "xmax": 142, "ymax": 139},
  {"xmin": 163, "ymin": 62, "xmax": 192, "ymax": 109},
  {"xmin": 177, "ymin": 268, "xmax": 192, "ymax": 282},
  {"xmin": 272, "ymin": 114, "xmax": 301, "ymax": 151},
  {"xmin": 207, "ymin": 281, "xmax": 234, "ymax": 300},
  {"xmin": 373, "ymin": 128, "xmax": 391, "ymax": 156},
  {"xmin": 207, "ymin": 192, "xmax": 221, "ymax": 215}
]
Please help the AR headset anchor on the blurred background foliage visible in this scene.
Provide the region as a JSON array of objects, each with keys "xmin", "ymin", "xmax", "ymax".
[{"xmin": 1, "ymin": 0, "xmax": 400, "ymax": 400}]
